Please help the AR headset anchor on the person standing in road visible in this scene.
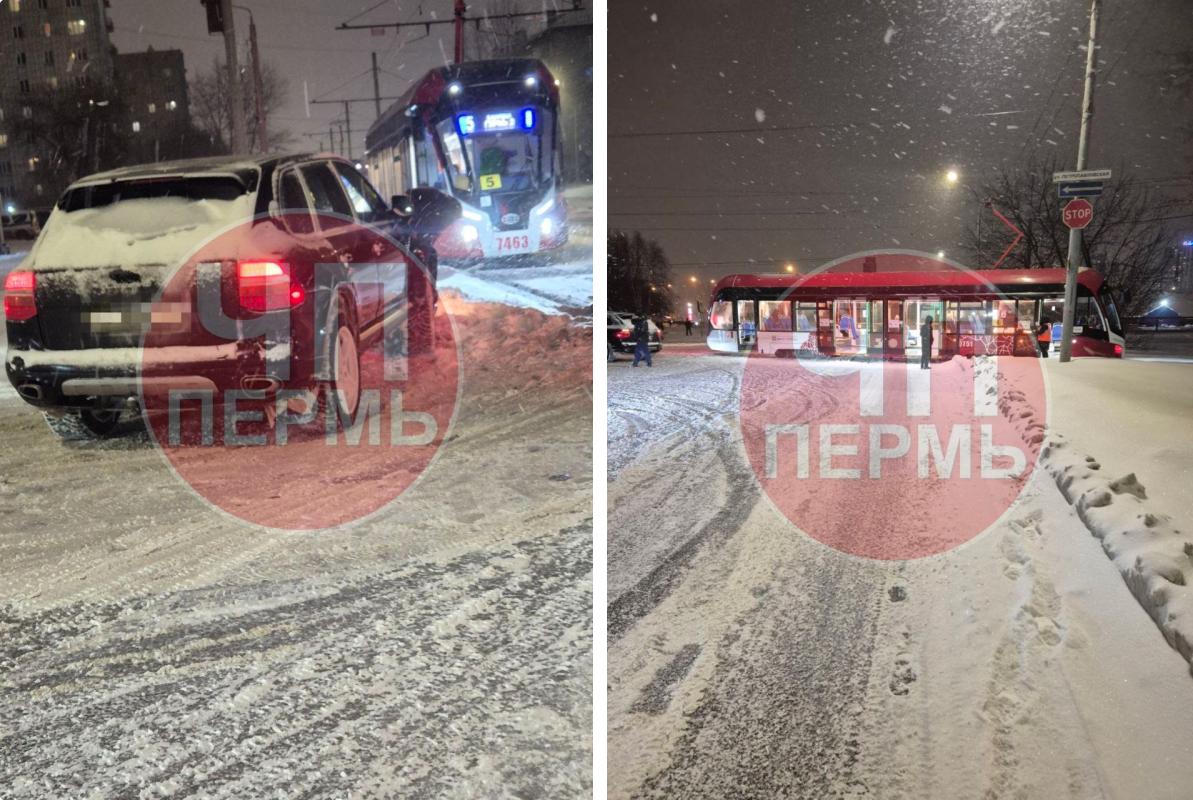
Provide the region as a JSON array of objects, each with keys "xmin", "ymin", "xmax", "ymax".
[
  {"xmin": 1037, "ymin": 321, "xmax": 1051, "ymax": 357},
  {"xmin": 632, "ymin": 313, "xmax": 653, "ymax": 367},
  {"xmin": 920, "ymin": 315, "xmax": 933, "ymax": 369},
  {"xmin": 684, "ymin": 318, "xmax": 693, "ymax": 336}
]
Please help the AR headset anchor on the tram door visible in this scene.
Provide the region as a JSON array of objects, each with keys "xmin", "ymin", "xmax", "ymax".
[
  {"xmin": 816, "ymin": 301, "xmax": 835, "ymax": 355},
  {"xmin": 883, "ymin": 300, "xmax": 905, "ymax": 359}
]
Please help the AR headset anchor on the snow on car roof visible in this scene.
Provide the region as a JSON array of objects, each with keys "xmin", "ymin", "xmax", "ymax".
[{"xmin": 68, "ymin": 153, "xmax": 341, "ymax": 188}]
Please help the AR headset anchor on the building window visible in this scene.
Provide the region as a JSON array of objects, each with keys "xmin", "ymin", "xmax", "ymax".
[
  {"xmin": 166, "ymin": 100, "xmax": 178, "ymax": 111},
  {"xmin": 43, "ymin": 49, "xmax": 53, "ymax": 66},
  {"xmin": 67, "ymin": 19, "xmax": 86, "ymax": 35},
  {"xmin": 0, "ymin": 161, "xmax": 11, "ymax": 176},
  {"xmin": 36, "ymin": 0, "xmax": 48, "ymax": 9},
  {"xmin": 16, "ymin": 51, "xmax": 26, "ymax": 65},
  {"xmin": 42, "ymin": 22, "xmax": 51, "ymax": 36},
  {"xmin": 0, "ymin": 134, "xmax": 8, "ymax": 149},
  {"xmin": 21, "ymin": 106, "xmax": 32, "ymax": 118},
  {"xmin": 148, "ymin": 102, "xmax": 156, "ymax": 114},
  {"xmin": 45, "ymin": 75, "xmax": 57, "ymax": 90},
  {"xmin": 132, "ymin": 121, "xmax": 141, "ymax": 132},
  {"xmin": 8, "ymin": 0, "xmax": 20, "ymax": 12},
  {"xmin": 67, "ymin": 0, "xmax": 83, "ymax": 6},
  {"xmin": 18, "ymin": 79, "xmax": 30, "ymax": 93},
  {"xmin": 13, "ymin": 25, "xmax": 24, "ymax": 39},
  {"xmin": 69, "ymin": 48, "xmax": 87, "ymax": 62},
  {"xmin": 28, "ymin": 157, "xmax": 39, "ymax": 173}
]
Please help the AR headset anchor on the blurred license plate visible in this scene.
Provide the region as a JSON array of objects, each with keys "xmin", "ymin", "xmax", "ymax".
[{"xmin": 87, "ymin": 303, "xmax": 187, "ymax": 329}]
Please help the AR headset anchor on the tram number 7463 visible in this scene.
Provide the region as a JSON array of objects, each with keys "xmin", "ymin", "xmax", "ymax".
[{"xmin": 496, "ymin": 234, "xmax": 531, "ymax": 253}]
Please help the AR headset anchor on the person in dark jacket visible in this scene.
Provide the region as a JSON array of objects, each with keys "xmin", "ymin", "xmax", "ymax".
[
  {"xmin": 919, "ymin": 316, "xmax": 933, "ymax": 369},
  {"xmin": 684, "ymin": 318, "xmax": 693, "ymax": 336},
  {"xmin": 632, "ymin": 314, "xmax": 653, "ymax": 367}
]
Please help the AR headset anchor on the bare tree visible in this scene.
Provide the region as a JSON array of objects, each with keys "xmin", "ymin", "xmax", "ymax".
[
  {"xmin": 958, "ymin": 157, "xmax": 1173, "ymax": 316},
  {"xmin": 190, "ymin": 56, "xmax": 292, "ymax": 154},
  {"xmin": 608, "ymin": 230, "xmax": 676, "ymax": 317},
  {"xmin": 8, "ymin": 82, "xmax": 129, "ymax": 205}
]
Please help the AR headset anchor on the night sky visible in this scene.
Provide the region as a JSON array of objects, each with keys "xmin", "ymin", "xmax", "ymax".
[
  {"xmin": 610, "ymin": 0, "xmax": 1193, "ymax": 309},
  {"xmin": 111, "ymin": 0, "xmax": 553, "ymax": 157}
]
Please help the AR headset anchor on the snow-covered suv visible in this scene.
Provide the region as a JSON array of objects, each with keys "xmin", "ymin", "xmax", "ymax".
[{"xmin": 3, "ymin": 154, "xmax": 459, "ymax": 438}]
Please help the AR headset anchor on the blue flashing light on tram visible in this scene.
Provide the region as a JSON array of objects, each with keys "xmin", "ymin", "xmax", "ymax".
[
  {"xmin": 520, "ymin": 108, "xmax": 536, "ymax": 130},
  {"xmin": 456, "ymin": 114, "xmax": 476, "ymax": 136}
]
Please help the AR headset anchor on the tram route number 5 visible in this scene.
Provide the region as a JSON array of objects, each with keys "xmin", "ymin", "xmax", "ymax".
[{"xmin": 1062, "ymin": 198, "xmax": 1093, "ymax": 230}]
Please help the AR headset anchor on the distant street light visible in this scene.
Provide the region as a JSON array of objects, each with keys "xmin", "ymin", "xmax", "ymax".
[
  {"xmin": 689, "ymin": 276, "xmax": 697, "ymax": 284},
  {"xmin": 945, "ymin": 169, "xmax": 959, "ymax": 184},
  {"xmin": 784, "ymin": 263, "xmax": 795, "ymax": 273},
  {"xmin": 937, "ymin": 250, "xmax": 945, "ymax": 258}
]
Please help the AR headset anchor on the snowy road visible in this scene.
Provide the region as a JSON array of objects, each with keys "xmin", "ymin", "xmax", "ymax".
[
  {"xmin": 0, "ymin": 294, "xmax": 593, "ymax": 795},
  {"xmin": 607, "ymin": 352, "xmax": 1193, "ymax": 799}
]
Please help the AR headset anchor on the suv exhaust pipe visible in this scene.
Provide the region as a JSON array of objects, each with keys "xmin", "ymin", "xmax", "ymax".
[{"xmin": 17, "ymin": 384, "xmax": 44, "ymax": 401}]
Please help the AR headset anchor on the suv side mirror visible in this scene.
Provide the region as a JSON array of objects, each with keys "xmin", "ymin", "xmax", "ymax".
[
  {"xmin": 391, "ymin": 194, "xmax": 415, "ymax": 216},
  {"xmin": 406, "ymin": 187, "xmax": 462, "ymax": 237}
]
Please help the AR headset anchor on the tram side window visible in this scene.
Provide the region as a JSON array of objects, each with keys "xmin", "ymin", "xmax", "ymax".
[
  {"xmin": 795, "ymin": 303, "xmax": 817, "ymax": 332},
  {"xmin": 710, "ymin": 300, "xmax": 734, "ymax": 330},
  {"xmin": 1101, "ymin": 291, "xmax": 1123, "ymax": 334},
  {"xmin": 759, "ymin": 300, "xmax": 792, "ymax": 331},
  {"xmin": 993, "ymin": 300, "xmax": 1016, "ymax": 332},
  {"xmin": 1075, "ymin": 295, "xmax": 1104, "ymax": 331},
  {"xmin": 958, "ymin": 301, "xmax": 988, "ymax": 334},
  {"xmin": 414, "ymin": 130, "xmax": 448, "ymax": 191}
]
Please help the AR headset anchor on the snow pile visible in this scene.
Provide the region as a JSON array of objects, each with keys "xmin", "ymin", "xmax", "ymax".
[
  {"xmin": 990, "ymin": 357, "xmax": 1193, "ymax": 671},
  {"xmin": 27, "ymin": 196, "xmax": 252, "ymax": 269},
  {"xmin": 1041, "ymin": 435, "xmax": 1193, "ymax": 668}
]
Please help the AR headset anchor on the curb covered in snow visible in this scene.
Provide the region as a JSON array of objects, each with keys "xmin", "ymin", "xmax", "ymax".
[{"xmin": 991, "ymin": 356, "xmax": 1193, "ymax": 673}]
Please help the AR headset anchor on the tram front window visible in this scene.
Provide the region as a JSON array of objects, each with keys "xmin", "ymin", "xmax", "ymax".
[{"xmin": 441, "ymin": 111, "xmax": 552, "ymax": 197}]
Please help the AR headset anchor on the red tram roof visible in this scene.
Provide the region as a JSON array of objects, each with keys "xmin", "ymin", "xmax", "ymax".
[{"xmin": 711, "ymin": 267, "xmax": 1105, "ymax": 298}]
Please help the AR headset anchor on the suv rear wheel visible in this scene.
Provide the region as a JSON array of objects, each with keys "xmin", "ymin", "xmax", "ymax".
[
  {"xmin": 43, "ymin": 408, "xmax": 124, "ymax": 440},
  {"xmin": 320, "ymin": 293, "xmax": 361, "ymax": 426}
]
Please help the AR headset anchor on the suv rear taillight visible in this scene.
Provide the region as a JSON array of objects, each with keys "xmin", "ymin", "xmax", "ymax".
[
  {"xmin": 3, "ymin": 270, "xmax": 36, "ymax": 321},
  {"xmin": 615, "ymin": 329, "xmax": 631, "ymax": 340},
  {"xmin": 237, "ymin": 261, "xmax": 304, "ymax": 312}
]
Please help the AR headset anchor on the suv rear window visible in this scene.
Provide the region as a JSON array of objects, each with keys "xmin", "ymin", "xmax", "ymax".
[{"xmin": 59, "ymin": 176, "xmax": 250, "ymax": 212}]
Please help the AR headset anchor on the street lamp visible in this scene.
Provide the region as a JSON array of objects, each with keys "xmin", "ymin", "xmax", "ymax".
[
  {"xmin": 784, "ymin": 263, "xmax": 795, "ymax": 273},
  {"xmin": 936, "ymin": 250, "xmax": 945, "ymax": 259},
  {"xmin": 945, "ymin": 169, "xmax": 959, "ymax": 184},
  {"xmin": 689, "ymin": 275, "xmax": 697, "ymax": 284}
]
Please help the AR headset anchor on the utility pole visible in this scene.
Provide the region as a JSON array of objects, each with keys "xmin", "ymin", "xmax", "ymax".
[
  {"xmin": 343, "ymin": 101, "xmax": 352, "ymax": 159},
  {"xmin": 454, "ymin": 0, "xmax": 466, "ymax": 64},
  {"xmin": 371, "ymin": 52, "xmax": 382, "ymax": 120},
  {"xmin": 219, "ymin": 0, "xmax": 248, "ymax": 154},
  {"xmin": 247, "ymin": 9, "xmax": 267, "ymax": 152},
  {"xmin": 1059, "ymin": 0, "xmax": 1101, "ymax": 363}
]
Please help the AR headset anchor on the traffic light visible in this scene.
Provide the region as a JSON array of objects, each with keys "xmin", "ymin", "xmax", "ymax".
[{"xmin": 201, "ymin": 0, "xmax": 224, "ymax": 34}]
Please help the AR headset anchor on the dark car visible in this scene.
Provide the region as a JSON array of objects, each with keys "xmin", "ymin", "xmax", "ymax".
[
  {"xmin": 3, "ymin": 153, "xmax": 459, "ymax": 439},
  {"xmin": 607, "ymin": 312, "xmax": 661, "ymax": 361}
]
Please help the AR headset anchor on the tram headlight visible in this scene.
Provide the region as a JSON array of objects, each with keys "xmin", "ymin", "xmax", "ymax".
[
  {"xmin": 539, "ymin": 217, "xmax": 554, "ymax": 237},
  {"xmin": 524, "ymin": 75, "xmax": 538, "ymax": 87},
  {"xmin": 460, "ymin": 224, "xmax": 479, "ymax": 243},
  {"xmin": 448, "ymin": 82, "xmax": 463, "ymax": 96}
]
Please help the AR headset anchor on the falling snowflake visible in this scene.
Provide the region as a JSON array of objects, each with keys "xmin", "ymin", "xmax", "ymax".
[
  {"xmin": 939, "ymin": 105, "xmax": 953, "ymax": 115},
  {"xmin": 650, "ymin": 12, "xmax": 658, "ymax": 22},
  {"xmin": 755, "ymin": 108, "xmax": 766, "ymax": 123},
  {"xmin": 883, "ymin": 26, "xmax": 896, "ymax": 45}
]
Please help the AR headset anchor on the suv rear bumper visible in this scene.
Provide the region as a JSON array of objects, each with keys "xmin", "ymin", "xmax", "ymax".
[{"xmin": 6, "ymin": 343, "xmax": 293, "ymax": 409}]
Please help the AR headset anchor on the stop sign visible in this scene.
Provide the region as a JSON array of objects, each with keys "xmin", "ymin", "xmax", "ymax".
[{"xmin": 1063, "ymin": 198, "xmax": 1094, "ymax": 229}]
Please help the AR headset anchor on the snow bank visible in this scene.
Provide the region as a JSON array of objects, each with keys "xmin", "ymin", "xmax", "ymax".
[
  {"xmin": 1041, "ymin": 437, "xmax": 1193, "ymax": 667},
  {"xmin": 992, "ymin": 357, "xmax": 1193, "ymax": 672},
  {"xmin": 27, "ymin": 196, "xmax": 252, "ymax": 270}
]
